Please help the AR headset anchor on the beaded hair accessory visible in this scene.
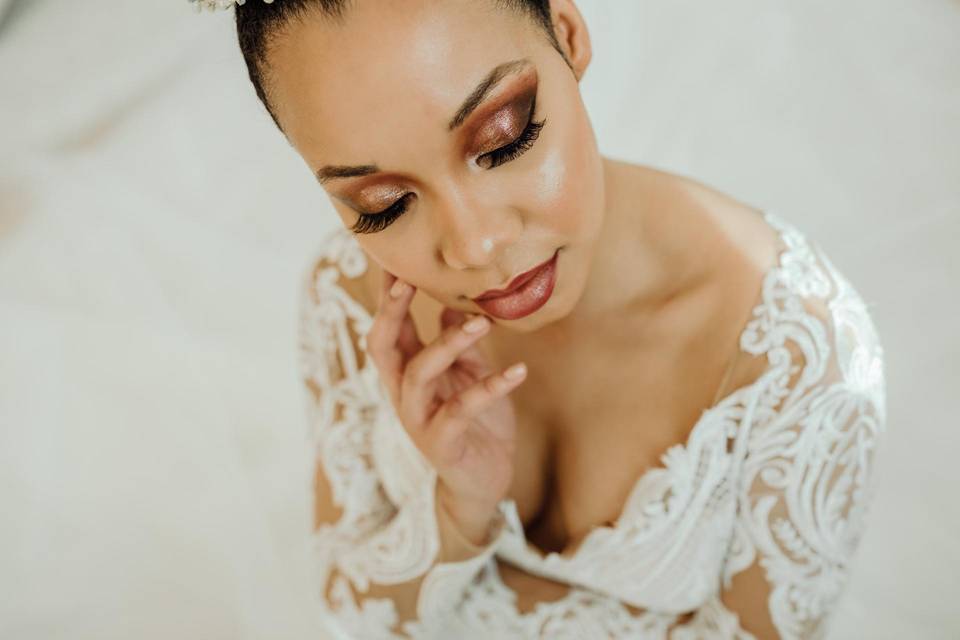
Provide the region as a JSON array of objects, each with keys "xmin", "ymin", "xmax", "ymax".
[{"xmin": 189, "ymin": 0, "xmax": 275, "ymax": 11}]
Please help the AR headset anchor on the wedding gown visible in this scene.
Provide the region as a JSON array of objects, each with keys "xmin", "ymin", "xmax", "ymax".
[{"xmin": 298, "ymin": 209, "xmax": 887, "ymax": 639}]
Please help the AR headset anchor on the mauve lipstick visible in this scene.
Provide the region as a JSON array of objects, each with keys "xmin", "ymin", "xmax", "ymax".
[{"xmin": 471, "ymin": 249, "xmax": 559, "ymax": 320}]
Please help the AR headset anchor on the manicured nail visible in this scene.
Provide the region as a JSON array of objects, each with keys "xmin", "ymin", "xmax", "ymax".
[
  {"xmin": 390, "ymin": 279, "xmax": 408, "ymax": 298},
  {"xmin": 504, "ymin": 362, "xmax": 527, "ymax": 380},
  {"xmin": 462, "ymin": 316, "xmax": 489, "ymax": 333}
]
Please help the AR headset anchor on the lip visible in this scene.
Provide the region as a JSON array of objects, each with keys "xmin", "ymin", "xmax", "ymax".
[
  {"xmin": 473, "ymin": 252, "xmax": 557, "ymax": 301},
  {"xmin": 471, "ymin": 249, "xmax": 559, "ymax": 320}
]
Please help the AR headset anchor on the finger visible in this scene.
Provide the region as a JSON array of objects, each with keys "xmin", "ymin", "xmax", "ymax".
[
  {"xmin": 377, "ymin": 267, "xmax": 395, "ymax": 308},
  {"xmin": 386, "ymin": 277, "xmax": 424, "ymax": 364},
  {"xmin": 429, "ymin": 362, "xmax": 527, "ymax": 454},
  {"xmin": 395, "ymin": 310, "xmax": 423, "ymax": 366},
  {"xmin": 443, "ymin": 308, "xmax": 495, "ymax": 359},
  {"xmin": 401, "ymin": 314, "xmax": 491, "ymax": 426},
  {"xmin": 369, "ymin": 270, "xmax": 407, "ymax": 372},
  {"xmin": 440, "ymin": 308, "xmax": 495, "ymax": 371},
  {"xmin": 369, "ymin": 271, "xmax": 423, "ymax": 404}
]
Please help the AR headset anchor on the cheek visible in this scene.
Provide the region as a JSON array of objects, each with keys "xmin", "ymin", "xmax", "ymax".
[
  {"xmin": 524, "ymin": 108, "xmax": 599, "ymax": 238},
  {"xmin": 358, "ymin": 235, "xmax": 438, "ymax": 298}
]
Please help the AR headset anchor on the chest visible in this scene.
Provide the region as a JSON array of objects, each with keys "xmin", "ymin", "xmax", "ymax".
[
  {"xmin": 405, "ymin": 282, "xmax": 745, "ymax": 557},
  {"xmin": 502, "ymin": 330, "xmax": 732, "ymax": 554}
]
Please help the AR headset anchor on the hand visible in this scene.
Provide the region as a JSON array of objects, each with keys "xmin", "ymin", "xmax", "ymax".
[{"xmin": 366, "ymin": 269, "xmax": 527, "ymax": 542}]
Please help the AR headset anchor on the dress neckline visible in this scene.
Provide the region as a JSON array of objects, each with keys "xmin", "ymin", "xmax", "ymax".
[
  {"xmin": 332, "ymin": 207, "xmax": 801, "ymax": 565},
  {"xmin": 496, "ymin": 208, "xmax": 799, "ymax": 565}
]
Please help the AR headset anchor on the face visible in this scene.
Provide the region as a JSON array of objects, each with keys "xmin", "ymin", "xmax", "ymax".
[{"xmin": 267, "ymin": 0, "xmax": 606, "ymax": 332}]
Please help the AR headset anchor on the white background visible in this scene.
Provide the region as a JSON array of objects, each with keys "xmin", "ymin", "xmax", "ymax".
[{"xmin": 1, "ymin": 0, "xmax": 957, "ymax": 638}]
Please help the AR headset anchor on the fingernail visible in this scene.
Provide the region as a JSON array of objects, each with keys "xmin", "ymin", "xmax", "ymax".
[
  {"xmin": 462, "ymin": 316, "xmax": 489, "ymax": 333},
  {"xmin": 504, "ymin": 362, "xmax": 527, "ymax": 380},
  {"xmin": 390, "ymin": 279, "xmax": 408, "ymax": 298}
]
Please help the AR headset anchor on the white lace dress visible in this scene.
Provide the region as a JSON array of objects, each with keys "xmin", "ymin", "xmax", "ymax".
[{"xmin": 298, "ymin": 210, "xmax": 887, "ymax": 640}]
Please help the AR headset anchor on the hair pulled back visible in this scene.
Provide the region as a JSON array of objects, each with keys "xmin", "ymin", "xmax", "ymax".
[{"xmin": 234, "ymin": 0, "xmax": 563, "ymax": 131}]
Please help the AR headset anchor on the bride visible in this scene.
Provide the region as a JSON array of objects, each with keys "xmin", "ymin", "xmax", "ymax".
[{"xmin": 202, "ymin": 0, "xmax": 887, "ymax": 637}]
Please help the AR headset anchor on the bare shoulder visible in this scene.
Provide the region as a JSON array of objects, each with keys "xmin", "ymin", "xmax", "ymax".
[
  {"xmin": 626, "ymin": 164, "xmax": 788, "ymax": 394},
  {"xmin": 604, "ymin": 159, "xmax": 779, "ymax": 274},
  {"xmin": 668, "ymin": 170, "xmax": 781, "ymax": 273}
]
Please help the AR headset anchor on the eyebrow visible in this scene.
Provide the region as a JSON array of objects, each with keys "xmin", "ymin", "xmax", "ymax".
[{"xmin": 315, "ymin": 57, "xmax": 533, "ymax": 185}]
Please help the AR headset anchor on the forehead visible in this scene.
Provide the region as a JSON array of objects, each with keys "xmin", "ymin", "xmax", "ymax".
[{"xmin": 266, "ymin": 0, "xmax": 539, "ymax": 167}]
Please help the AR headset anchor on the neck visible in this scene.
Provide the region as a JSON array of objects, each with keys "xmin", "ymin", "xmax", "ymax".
[{"xmin": 551, "ymin": 158, "xmax": 712, "ymax": 333}]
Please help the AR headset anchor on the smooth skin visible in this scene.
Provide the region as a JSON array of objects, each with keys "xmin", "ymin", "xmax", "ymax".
[{"xmin": 271, "ymin": 0, "xmax": 784, "ymax": 636}]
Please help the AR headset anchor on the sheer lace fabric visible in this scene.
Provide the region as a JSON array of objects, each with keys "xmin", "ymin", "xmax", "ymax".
[{"xmin": 298, "ymin": 210, "xmax": 886, "ymax": 639}]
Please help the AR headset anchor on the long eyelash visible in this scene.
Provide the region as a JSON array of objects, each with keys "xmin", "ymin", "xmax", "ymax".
[
  {"xmin": 481, "ymin": 98, "xmax": 547, "ymax": 169},
  {"xmin": 351, "ymin": 192, "xmax": 414, "ymax": 234},
  {"xmin": 483, "ymin": 116, "xmax": 546, "ymax": 168},
  {"xmin": 349, "ymin": 99, "xmax": 546, "ymax": 234}
]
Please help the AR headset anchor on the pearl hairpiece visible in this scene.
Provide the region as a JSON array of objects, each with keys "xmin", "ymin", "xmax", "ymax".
[{"xmin": 189, "ymin": 0, "xmax": 276, "ymax": 12}]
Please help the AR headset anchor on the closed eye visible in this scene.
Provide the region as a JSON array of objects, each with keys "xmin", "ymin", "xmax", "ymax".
[
  {"xmin": 350, "ymin": 192, "xmax": 415, "ymax": 234},
  {"xmin": 476, "ymin": 93, "xmax": 546, "ymax": 170},
  {"xmin": 349, "ymin": 93, "xmax": 546, "ymax": 235}
]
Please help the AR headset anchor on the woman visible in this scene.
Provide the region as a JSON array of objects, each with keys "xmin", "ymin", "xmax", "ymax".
[{"xmin": 204, "ymin": 0, "xmax": 887, "ymax": 637}]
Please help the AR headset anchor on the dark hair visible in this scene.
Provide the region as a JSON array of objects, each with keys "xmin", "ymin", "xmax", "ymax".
[{"xmin": 234, "ymin": 0, "xmax": 566, "ymax": 132}]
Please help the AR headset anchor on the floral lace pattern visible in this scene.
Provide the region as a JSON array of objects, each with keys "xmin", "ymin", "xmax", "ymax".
[{"xmin": 299, "ymin": 210, "xmax": 886, "ymax": 639}]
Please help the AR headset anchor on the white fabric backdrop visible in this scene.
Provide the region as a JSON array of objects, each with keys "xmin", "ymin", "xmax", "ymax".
[{"xmin": 1, "ymin": 1, "xmax": 957, "ymax": 638}]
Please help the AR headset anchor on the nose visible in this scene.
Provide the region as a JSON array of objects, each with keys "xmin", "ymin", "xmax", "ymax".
[{"xmin": 434, "ymin": 188, "xmax": 522, "ymax": 270}]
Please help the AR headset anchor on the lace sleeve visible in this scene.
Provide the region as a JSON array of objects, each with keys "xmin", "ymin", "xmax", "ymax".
[
  {"xmin": 717, "ymin": 243, "xmax": 888, "ymax": 639},
  {"xmin": 298, "ymin": 234, "xmax": 507, "ymax": 639}
]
